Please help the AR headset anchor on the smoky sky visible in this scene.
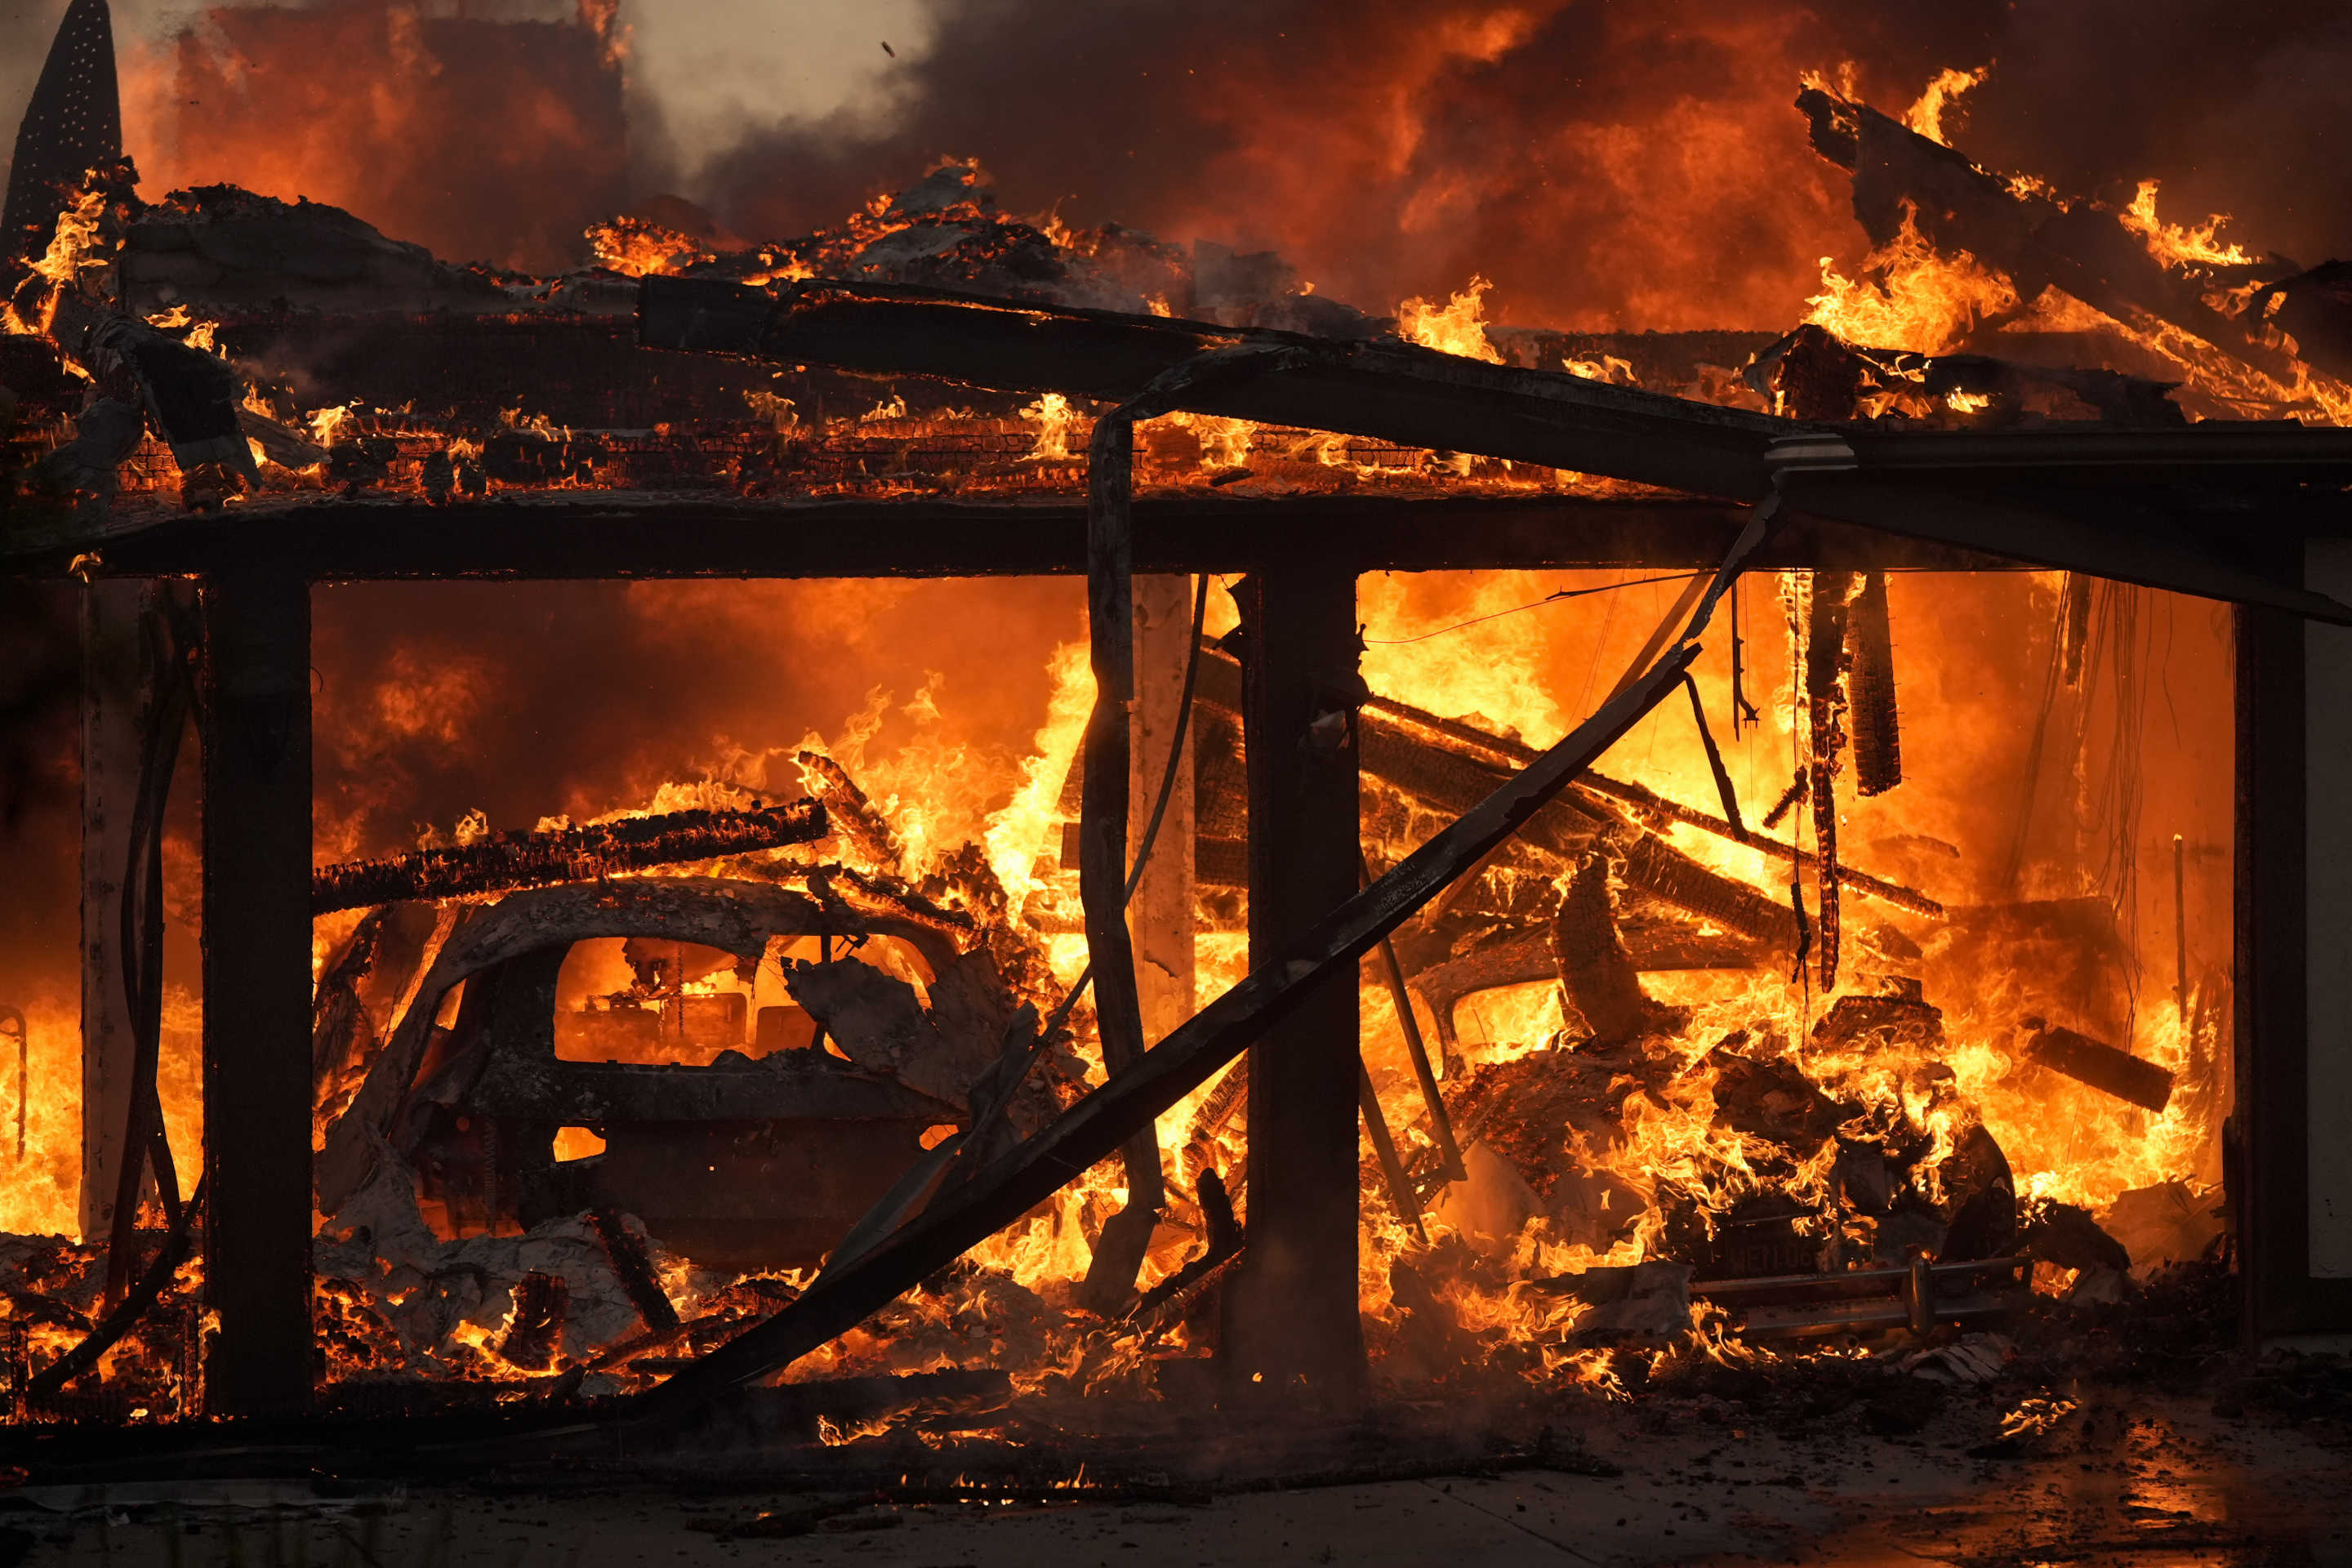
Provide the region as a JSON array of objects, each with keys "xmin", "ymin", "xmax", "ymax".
[{"xmin": 690, "ymin": 0, "xmax": 2352, "ymax": 331}]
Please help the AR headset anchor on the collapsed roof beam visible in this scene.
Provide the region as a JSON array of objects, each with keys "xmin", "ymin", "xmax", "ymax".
[
  {"xmin": 639, "ymin": 278, "xmax": 2352, "ymax": 624},
  {"xmin": 1794, "ymin": 86, "xmax": 2296, "ymax": 385}
]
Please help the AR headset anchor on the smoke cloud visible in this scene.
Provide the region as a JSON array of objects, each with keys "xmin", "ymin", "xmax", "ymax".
[{"xmin": 687, "ymin": 0, "xmax": 2352, "ymax": 331}]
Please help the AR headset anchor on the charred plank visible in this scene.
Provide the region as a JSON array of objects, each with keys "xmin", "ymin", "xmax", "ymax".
[
  {"xmin": 1846, "ymin": 571, "xmax": 1901, "ymax": 796},
  {"xmin": 2022, "ymin": 1021, "xmax": 2176, "ymax": 1112},
  {"xmin": 310, "ymin": 799, "xmax": 826, "ymax": 914}
]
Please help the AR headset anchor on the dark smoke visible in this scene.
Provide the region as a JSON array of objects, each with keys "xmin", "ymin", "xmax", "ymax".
[{"xmin": 691, "ymin": 0, "xmax": 2352, "ymax": 331}]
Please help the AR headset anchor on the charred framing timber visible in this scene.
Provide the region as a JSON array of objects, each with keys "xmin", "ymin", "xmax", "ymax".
[
  {"xmin": 78, "ymin": 578, "xmax": 163, "ymax": 1245},
  {"xmin": 1553, "ymin": 853, "xmax": 1652, "ymax": 1040},
  {"xmin": 498, "ymin": 1272, "xmax": 568, "ymax": 1372},
  {"xmin": 1682, "ymin": 674, "xmax": 1746, "ymax": 834},
  {"xmin": 1691, "ymin": 1255, "xmax": 2028, "ymax": 1339},
  {"xmin": 1362, "ymin": 853, "xmax": 1465, "ymax": 1183},
  {"xmin": 1223, "ymin": 562, "xmax": 1367, "ymax": 1395},
  {"xmin": 310, "ymin": 798, "xmax": 826, "ymax": 914},
  {"xmin": 620, "ymin": 488, "xmax": 1775, "ymax": 1420},
  {"xmin": 1077, "ymin": 396, "xmax": 1162, "ymax": 1312},
  {"xmin": 796, "ymin": 751, "xmax": 903, "ymax": 870},
  {"xmin": 1846, "ymin": 572, "xmax": 1901, "ymax": 796},
  {"xmin": 645, "ymin": 275, "xmax": 1786, "ymax": 499},
  {"xmin": 310, "ymin": 911, "xmax": 383, "ymax": 1100},
  {"xmin": 1359, "ymin": 1066, "xmax": 1426, "ymax": 1241},
  {"xmin": 2021, "ymin": 1022, "xmax": 2176, "ymax": 1112},
  {"xmin": 45, "ymin": 291, "xmax": 259, "ymax": 487},
  {"xmin": 1357, "ymin": 716, "xmax": 1601, "ymax": 860},
  {"xmin": 1794, "ymin": 85, "xmax": 2296, "ymax": 387},
  {"xmin": 1619, "ymin": 835, "xmax": 1802, "ymax": 949},
  {"xmin": 1806, "ymin": 571, "xmax": 1855, "ymax": 989},
  {"xmin": 7, "ymin": 493, "xmax": 2020, "ymax": 582},
  {"xmin": 98, "ymin": 585, "xmax": 192, "ymax": 1307},
  {"xmin": 1182, "ymin": 1060, "xmax": 1248, "ymax": 1187},
  {"xmin": 1186, "ymin": 648, "xmax": 1603, "ymax": 862},
  {"xmin": 1365, "ymin": 694, "xmax": 1944, "ymax": 920},
  {"xmin": 1075, "ymin": 361, "xmax": 1280, "ymax": 1311},
  {"xmin": 1130, "ymin": 575, "xmax": 1199, "ymax": 1045},
  {"xmin": 1130, "ymin": 1167, "xmax": 1241, "ymax": 1328},
  {"xmin": 1410, "ymin": 922, "xmax": 1753, "ymax": 1050},
  {"xmin": 1080, "ymin": 354, "xmax": 1294, "ymax": 1312},
  {"xmin": 588, "ymin": 1209, "xmax": 683, "ymax": 1335},
  {"xmin": 199, "ymin": 568, "xmax": 313, "ymax": 1416},
  {"xmin": 637, "ymin": 274, "xmax": 2352, "ymax": 624}
]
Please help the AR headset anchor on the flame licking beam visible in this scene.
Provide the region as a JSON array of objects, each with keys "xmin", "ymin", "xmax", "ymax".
[
  {"xmin": 310, "ymin": 797, "xmax": 826, "ymax": 914},
  {"xmin": 621, "ymin": 497, "xmax": 1783, "ymax": 1422},
  {"xmin": 637, "ymin": 275, "xmax": 2352, "ymax": 626},
  {"xmin": 1793, "ymin": 83, "xmax": 2295, "ymax": 383}
]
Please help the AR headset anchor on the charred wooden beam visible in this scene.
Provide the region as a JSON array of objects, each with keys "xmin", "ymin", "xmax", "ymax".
[
  {"xmin": 1076, "ymin": 397, "xmax": 1162, "ymax": 1312},
  {"xmin": 620, "ymin": 486, "xmax": 1779, "ymax": 1419},
  {"xmin": 1795, "ymin": 85, "xmax": 2297, "ymax": 385},
  {"xmin": 78, "ymin": 579, "xmax": 157, "ymax": 1245},
  {"xmin": 1365, "ymin": 693, "xmax": 1943, "ymax": 920},
  {"xmin": 1414, "ymin": 920, "xmax": 1754, "ymax": 1049},
  {"xmin": 1553, "ymin": 852, "xmax": 1653, "ymax": 1040},
  {"xmin": 2022, "ymin": 1022, "xmax": 2176, "ymax": 1112},
  {"xmin": 1223, "ymin": 564, "xmax": 1366, "ymax": 1397},
  {"xmin": 1130, "ymin": 574, "xmax": 1198, "ymax": 1045},
  {"xmin": 644, "ymin": 275, "xmax": 1786, "ymax": 500},
  {"xmin": 1619, "ymin": 835, "xmax": 1802, "ymax": 949},
  {"xmin": 1078, "ymin": 350, "xmax": 1293, "ymax": 1312},
  {"xmin": 310, "ymin": 798, "xmax": 826, "ymax": 914},
  {"xmin": 498, "ymin": 1272, "xmax": 568, "ymax": 1372},
  {"xmin": 46, "ymin": 292, "xmax": 258, "ymax": 485},
  {"xmin": 1846, "ymin": 570, "xmax": 1901, "ymax": 796},
  {"xmin": 1359, "ymin": 715, "xmax": 1601, "ymax": 860},
  {"xmin": 1806, "ymin": 571, "xmax": 1855, "ymax": 989},
  {"xmin": 636, "ymin": 274, "xmax": 2352, "ymax": 623},
  {"xmin": 3, "ymin": 493, "xmax": 2008, "ymax": 581},
  {"xmin": 588, "ymin": 1209, "xmax": 683, "ymax": 1336},
  {"xmin": 1359, "ymin": 1066, "xmax": 1425, "ymax": 1241},
  {"xmin": 795, "ymin": 752, "xmax": 902, "ymax": 871},
  {"xmin": 198, "ymin": 567, "xmax": 314, "ymax": 1416},
  {"xmin": 1362, "ymin": 853, "xmax": 1464, "ymax": 1183}
]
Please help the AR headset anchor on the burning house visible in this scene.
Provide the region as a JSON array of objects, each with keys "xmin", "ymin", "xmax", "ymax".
[{"xmin": 3, "ymin": 0, "xmax": 2352, "ymax": 1556}]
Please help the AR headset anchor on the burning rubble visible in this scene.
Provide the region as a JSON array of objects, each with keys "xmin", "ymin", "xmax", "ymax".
[{"xmin": 0, "ymin": 2, "xmax": 2328, "ymax": 1485}]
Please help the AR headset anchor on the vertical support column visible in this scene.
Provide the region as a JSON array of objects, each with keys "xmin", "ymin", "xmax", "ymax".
[
  {"xmin": 79, "ymin": 579, "xmax": 158, "ymax": 1243},
  {"xmin": 1223, "ymin": 566, "xmax": 1363, "ymax": 1399},
  {"xmin": 2239, "ymin": 551, "xmax": 2352, "ymax": 1343},
  {"xmin": 1129, "ymin": 575, "xmax": 1196, "ymax": 1042},
  {"xmin": 199, "ymin": 569, "xmax": 314, "ymax": 1415}
]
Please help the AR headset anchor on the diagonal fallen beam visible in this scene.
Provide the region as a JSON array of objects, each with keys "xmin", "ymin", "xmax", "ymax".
[
  {"xmin": 1794, "ymin": 84, "xmax": 2296, "ymax": 385},
  {"xmin": 621, "ymin": 487, "xmax": 1785, "ymax": 1423}
]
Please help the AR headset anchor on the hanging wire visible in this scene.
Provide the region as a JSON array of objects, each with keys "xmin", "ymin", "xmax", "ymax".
[{"xmin": 1362, "ymin": 572, "xmax": 1693, "ymax": 646}]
